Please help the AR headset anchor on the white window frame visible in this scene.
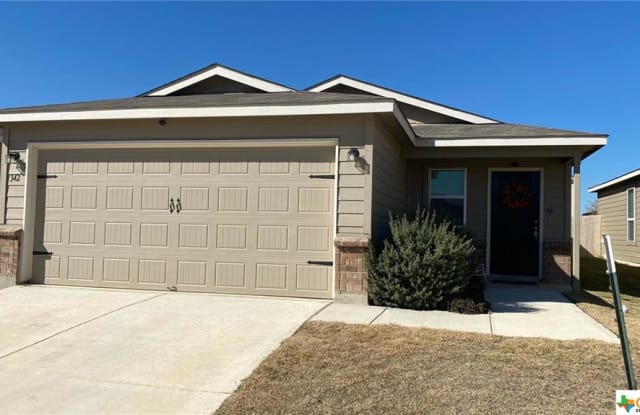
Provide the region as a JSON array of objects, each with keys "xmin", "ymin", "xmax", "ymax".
[
  {"xmin": 627, "ymin": 187, "xmax": 636, "ymax": 243},
  {"xmin": 428, "ymin": 168, "xmax": 467, "ymax": 225}
]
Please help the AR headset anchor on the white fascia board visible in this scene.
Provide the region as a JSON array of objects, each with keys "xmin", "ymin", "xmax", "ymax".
[
  {"xmin": 28, "ymin": 138, "xmax": 339, "ymax": 150},
  {"xmin": 417, "ymin": 136, "xmax": 607, "ymax": 148},
  {"xmin": 392, "ymin": 104, "xmax": 417, "ymax": 145},
  {"xmin": 0, "ymin": 101, "xmax": 395, "ymax": 123},
  {"xmin": 309, "ymin": 76, "xmax": 498, "ymax": 124},
  {"xmin": 147, "ymin": 66, "xmax": 292, "ymax": 96},
  {"xmin": 588, "ymin": 169, "xmax": 640, "ymax": 193}
]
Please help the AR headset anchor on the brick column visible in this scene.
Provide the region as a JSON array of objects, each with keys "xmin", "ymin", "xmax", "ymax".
[
  {"xmin": 334, "ymin": 235, "xmax": 369, "ymax": 303},
  {"xmin": 543, "ymin": 239, "xmax": 572, "ymax": 284},
  {"xmin": 0, "ymin": 225, "xmax": 22, "ymax": 289}
]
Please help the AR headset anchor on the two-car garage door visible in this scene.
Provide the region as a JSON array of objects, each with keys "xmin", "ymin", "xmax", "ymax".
[{"xmin": 32, "ymin": 147, "xmax": 335, "ymax": 299}]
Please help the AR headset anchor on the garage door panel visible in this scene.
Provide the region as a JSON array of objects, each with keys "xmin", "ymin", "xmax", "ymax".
[
  {"xmin": 217, "ymin": 187, "xmax": 248, "ymax": 212},
  {"xmin": 138, "ymin": 259, "xmax": 168, "ymax": 284},
  {"xmin": 35, "ymin": 147, "xmax": 335, "ymax": 299},
  {"xmin": 106, "ymin": 187, "xmax": 135, "ymax": 210},
  {"xmin": 102, "ymin": 258, "xmax": 132, "ymax": 282},
  {"xmin": 141, "ymin": 187, "xmax": 170, "ymax": 211},
  {"xmin": 296, "ymin": 265, "xmax": 330, "ymax": 292},
  {"xmin": 179, "ymin": 187, "xmax": 210, "ymax": 211},
  {"xmin": 67, "ymin": 256, "xmax": 96, "ymax": 281},
  {"xmin": 213, "ymin": 262, "xmax": 246, "ymax": 288},
  {"xmin": 258, "ymin": 187, "xmax": 290, "ymax": 212},
  {"xmin": 107, "ymin": 161, "xmax": 135, "ymax": 175}
]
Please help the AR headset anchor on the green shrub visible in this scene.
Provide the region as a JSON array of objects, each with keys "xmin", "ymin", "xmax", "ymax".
[{"xmin": 367, "ymin": 209, "xmax": 476, "ymax": 310}]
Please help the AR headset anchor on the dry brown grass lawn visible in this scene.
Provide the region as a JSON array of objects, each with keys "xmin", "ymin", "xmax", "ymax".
[
  {"xmin": 216, "ymin": 322, "xmax": 624, "ymax": 415},
  {"xmin": 568, "ymin": 257, "xmax": 640, "ymax": 363}
]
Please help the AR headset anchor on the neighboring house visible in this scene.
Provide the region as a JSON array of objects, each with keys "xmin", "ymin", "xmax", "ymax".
[
  {"xmin": 0, "ymin": 63, "xmax": 607, "ymax": 300},
  {"xmin": 589, "ymin": 169, "xmax": 640, "ymax": 265}
]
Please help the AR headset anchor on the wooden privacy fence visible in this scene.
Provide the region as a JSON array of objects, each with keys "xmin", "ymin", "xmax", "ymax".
[{"xmin": 581, "ymin": 214, "xmax": 602, "ymax": 258}]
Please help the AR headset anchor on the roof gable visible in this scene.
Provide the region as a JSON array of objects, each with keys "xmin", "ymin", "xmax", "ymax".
[
  {"xmin": 139, "ymin": 63, "xmax": 293, "ymax": 96},
  {"xmin": 307, "ymin": 75, "xmax": 498, "ymax": 124}
]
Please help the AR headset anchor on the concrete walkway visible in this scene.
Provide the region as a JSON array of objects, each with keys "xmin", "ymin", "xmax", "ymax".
[{"xmin": 312, "ymin": 285, "xmax": 619, "ymax": 343}]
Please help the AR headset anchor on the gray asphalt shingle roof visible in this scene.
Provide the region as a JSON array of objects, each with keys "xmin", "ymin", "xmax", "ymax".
[
  {"xmin": 411, "ymin": 123, "xmax": 607, "ymax": 139},
  {"xmin": 0, "ymin": 92, "xmax": 608, "ymax": 141},
  {"xmin": 0, "ymin": 92, "xmax": 392, "ymax": 114}
]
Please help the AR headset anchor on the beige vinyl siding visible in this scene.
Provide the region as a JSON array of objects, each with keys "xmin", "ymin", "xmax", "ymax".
[
  {"xmin": 370, "ymin": 118, "xmax": 407, "ymax": 244},
  {"xmin": 337, "ymin": 147, "xmax": 367, "ymax": 233},
  {"xmin": 4, "ymin": 115, "xmax": 373, "ymax": 236},
  {"xmin": 6, "ymin": 155, "xmax": 26, "ymax": 225},
  {"xmin": 407, "ymin": 157, "xmax": 569, "ymax": 240},
  {"xmin": 598, "ymin": 180, "xmax": 640, "ymax": 264}
]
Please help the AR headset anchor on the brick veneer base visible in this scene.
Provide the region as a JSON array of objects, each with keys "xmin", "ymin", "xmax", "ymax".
[
  {"xmin": 543, "ymin": 239, "xmax": 572, "ymax": 284},
  {"xmin": 335, "ymin": 235, "xmax": 369, "ymax": 302},
  {"xmin": 0, "ymin": 225, "xmax": 22, "ymax": 287}
]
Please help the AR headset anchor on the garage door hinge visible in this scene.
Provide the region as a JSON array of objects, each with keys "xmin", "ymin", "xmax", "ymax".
[
  {"xmin": 37, "ymin": 174, "xmax": 58, "ymax": 179},
  {"xmin": 307, "ymin": 260, "xmax": 333, "ymax": 266},
  {"xmin": 33, "ymin": 250, "xmax": 53, "ymax": 256},
  {"xmin": 308, "ymin": 174, "xmax": 335, "ymax": 179}
]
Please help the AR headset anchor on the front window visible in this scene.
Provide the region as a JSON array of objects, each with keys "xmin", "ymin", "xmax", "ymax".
[
  {"xmin": 628, "ymin": 187, "xmax": 636, "ymax": 242},
  {"xmin": 429, "ymin": 169, "xmax": 466, "ymax": 225}
]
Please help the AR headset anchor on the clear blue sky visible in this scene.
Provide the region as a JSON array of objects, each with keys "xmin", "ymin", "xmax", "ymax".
[{"xmin": 1, "ymin": 2, "xmax": 638, "ymax": 211}]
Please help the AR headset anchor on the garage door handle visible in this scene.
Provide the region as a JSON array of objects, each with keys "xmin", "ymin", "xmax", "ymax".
[
  {"xmin": 33, "ymin": 250, "xmax": 53, "ymax": 256},
  {"xmin": 309, "ymin": 174, "xmax": 335, "ymax": 179},
  {"xmin": 169, "ymin": 198, "xmax": 175, "ymax": 213},
  {"xmin": 307, "ymin": 260, "xmax": 333, "ymax": 266},
  {"xmin": 176, "ymin": 198, "xmax": 182, "ymax": 213}
]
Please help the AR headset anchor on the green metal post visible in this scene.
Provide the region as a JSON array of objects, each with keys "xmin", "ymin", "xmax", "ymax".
[{"xmin": 603, "ymin": 235, "xmax": 637, "ymax": 389}]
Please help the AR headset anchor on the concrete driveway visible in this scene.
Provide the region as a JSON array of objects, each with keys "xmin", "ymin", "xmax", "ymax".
[{"xmin": 0, "ymin": 285, "xmax": 328, "ymax": 414}]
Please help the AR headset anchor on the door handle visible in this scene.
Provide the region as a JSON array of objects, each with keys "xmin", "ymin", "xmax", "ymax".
[
  {"xmin": 169, "ymin": 198, "xmax": 175, "ymax": 213},
  {"xmin": 176, "ymin": 198, "xmax": 182, "ymax": 213}
]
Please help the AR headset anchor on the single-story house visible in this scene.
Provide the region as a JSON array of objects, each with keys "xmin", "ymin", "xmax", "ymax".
[
  {"xmin": 589, "ymin": 169, "xmax": 640, "ymax": 265},
  {"xmin": 0, "ymin": 63, "xmax": 607, "ymax": 300}
]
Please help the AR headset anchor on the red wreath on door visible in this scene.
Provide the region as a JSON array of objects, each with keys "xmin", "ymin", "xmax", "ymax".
[{"xmin": 501, "ymin": 183, "xmax": 531, "ymax": 209}]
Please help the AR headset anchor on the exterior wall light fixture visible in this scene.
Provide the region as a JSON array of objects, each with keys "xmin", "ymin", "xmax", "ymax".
[
  {"xmin": 6, "ymin": 151, "xmax": 20, "ymax": 164},
  {"xmin": 347, "ymin": 148, "xmax": 360, "ymax": 161}
]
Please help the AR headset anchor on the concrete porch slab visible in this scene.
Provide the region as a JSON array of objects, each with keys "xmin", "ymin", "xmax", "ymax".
[{"xmin": 485, "ymin": 285, "xmax": 618, "ymax": 343}]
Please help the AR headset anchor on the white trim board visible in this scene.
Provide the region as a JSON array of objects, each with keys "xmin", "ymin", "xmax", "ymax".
[
  {"xmin": 0, "ymin": 101, "xmax": 397, "ymax": 123},
  {"xmin": 627, "ymin": 187, "xmax": 636, "ymax": 243},
  {"xmin": 145, "ymin": 65, "xmax": 293, "ymax": 96},
  {"xmin": 27, "ymin": 138, "xmax": 339, "ymax": 150},
  {"xmin": 418, "ymin": 136, "xmax": 607, "ymax": 148},
  {"xmin": 308, "ymin": 75, "xmax": 498, "ymax": 124},
  {"xmin": 589, "ymin": 168, "xmax": 640, "ymax": 193}
]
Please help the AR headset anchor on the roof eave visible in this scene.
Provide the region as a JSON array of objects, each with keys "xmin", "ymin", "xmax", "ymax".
[
  {"xmin": 415, "ymin": 136, "xmax": 608, "ymax": 148},
  {"xmin": 589, "ymin": 168, "xmax": 640, "ymax": 193},
  {"xmin": 307, "ymin": 74, "xmax": 500, "ymax": 124},
  {"xmin": 0, "ymin": 100, "xmax": 397, "ymax": 122}
]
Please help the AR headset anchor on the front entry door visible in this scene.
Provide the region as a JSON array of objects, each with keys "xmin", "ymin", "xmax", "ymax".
[{"xmin": 489, "ymin": 171, "xmax": 541, "ymax": 279}]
